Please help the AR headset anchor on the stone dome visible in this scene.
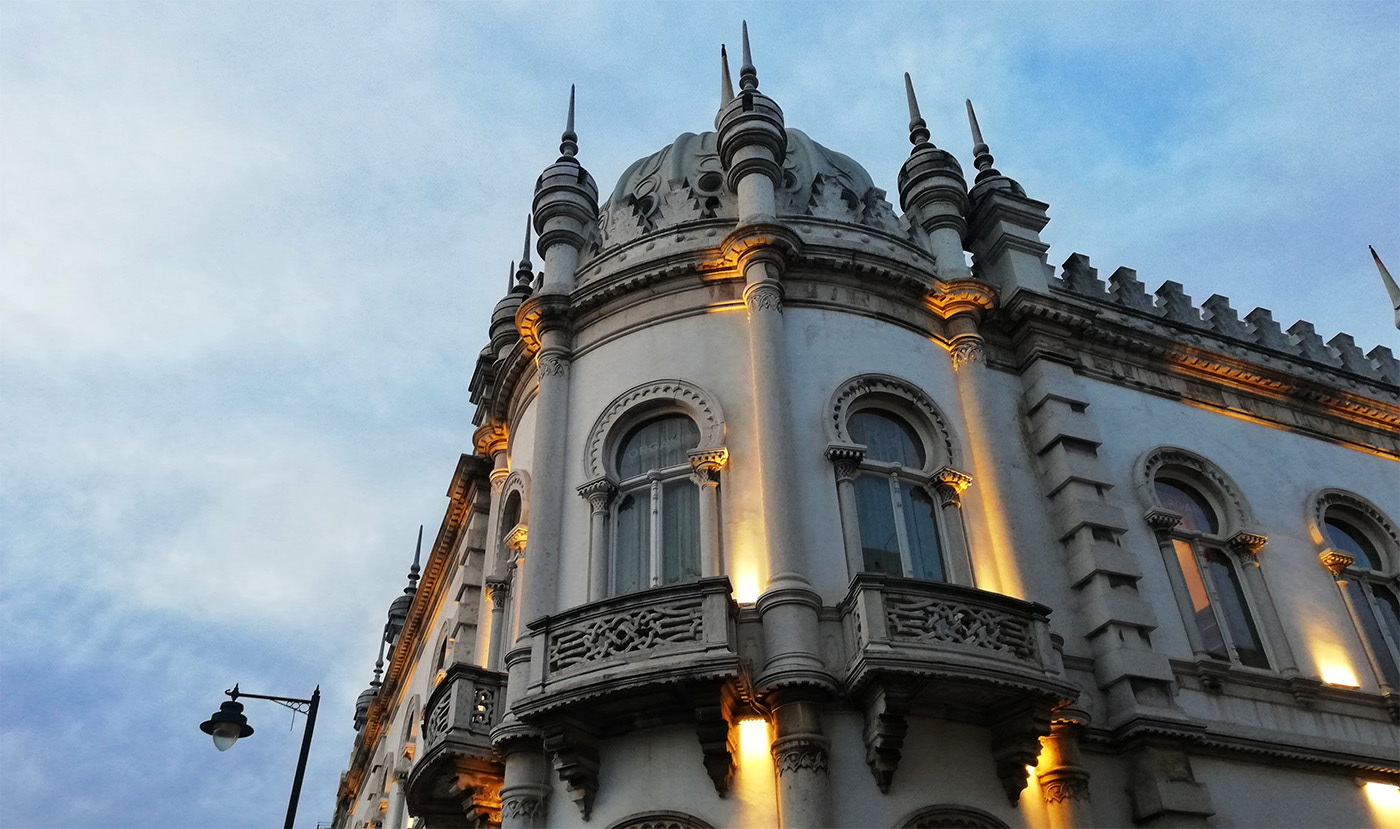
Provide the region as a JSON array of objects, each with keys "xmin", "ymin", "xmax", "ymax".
[{"xmin": 596, "ymin": 128, "xmax": 906, "ymax": 249}]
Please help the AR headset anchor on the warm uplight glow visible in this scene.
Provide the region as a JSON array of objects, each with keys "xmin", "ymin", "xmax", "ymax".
[
  {"xmin": 737, "ymin": 717, "xmax": 771, "ymax": 761},
  {"xmin": 1321, "ymin": 662, "xmax": 1361, "ymax": 688},
  {"xmin": 733, "ymin": 568, "xmax": 761, "ymax": 604},
  {"xmin": 1311, "ymin": 638, "xmax": 1362, "ymax": 688},
  {"xmin": 1363, "ymin": 781, "xmax": 1400, "ymax": 824}
]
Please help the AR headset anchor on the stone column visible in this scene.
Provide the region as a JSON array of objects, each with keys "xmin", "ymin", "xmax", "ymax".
[
  {"xmin": 826, "ymin": 446, "xmax": 865, "ymax": 578},
  {"xmin": 498, "ymin": 739, "xmax": 550, "ymax": 829},
  {"xmin": 770, "ymin": 695, "xmax": 831, "ymax": 829},
  {"xmin": 689, "ymin": 449, "xmax": 728, "ymax": 579},
  {"xmin": 1037, "ymin": 718, "xmax": 1093, "ymax": 829},
  {"xmin": 932, "ymin": 466, "xmax": 975, "ymax": 587},
  {"xmin": 1229, "ymin": 531, "xmax": 1301, "ymax": 676},
  {"xmin": 485, "ymin": 577, "xmax": 511, "ymax": 672},
  {"xmin": 1146, "ymin": 510, "xmax": 1210, "ymax": 661},
  {"xmin": 578, "ymin": 479, "xmax": 615, "ymax": 602},
  {"xmin": 383, "ymin": 768, "xmax": 408, "ymax": 829}
]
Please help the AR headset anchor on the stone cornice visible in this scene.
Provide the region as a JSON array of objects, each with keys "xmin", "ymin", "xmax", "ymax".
[
  {"xmin": 1002, "ymin": 292, "xmax": 1400, "ymax": 459},
  {"xmin": 337, "ymin": 453, "xmax": 492, "ymax": 809}
]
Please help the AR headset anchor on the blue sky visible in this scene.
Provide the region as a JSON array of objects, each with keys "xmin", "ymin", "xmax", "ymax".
[{"xmin": 1, "ymin": 2, "xmax": 1397, "ymax": 826}]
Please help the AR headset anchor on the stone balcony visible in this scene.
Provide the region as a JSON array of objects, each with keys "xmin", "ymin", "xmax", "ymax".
[
  {"xmin": 406, "ymin": 664, "xmax": 507, "ymax": 827},
  {"xmin": 512, "ymin": 577, "xmax": 744, "ymax": 816},
  {"xmin": 838, "ymin": 574, "xmax": 1079, "ymax": 799}
]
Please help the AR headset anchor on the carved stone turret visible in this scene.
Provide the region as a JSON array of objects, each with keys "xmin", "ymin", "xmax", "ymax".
[
  {"xmin": 715, "ymin": 22, "xmax": 786, "ymax": 223},
  {"xmin": 532, "ymin": 86, "xmax": 598, "ymax": 296},
  {"xmin": 897, "ymin": 73, "xmax": 971, "ymax": 282}
]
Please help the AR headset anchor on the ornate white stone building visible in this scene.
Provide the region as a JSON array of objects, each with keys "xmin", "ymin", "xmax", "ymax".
[{"xmin": 333, "ymin": 35, "xmax": 1400, "ymax": 829}]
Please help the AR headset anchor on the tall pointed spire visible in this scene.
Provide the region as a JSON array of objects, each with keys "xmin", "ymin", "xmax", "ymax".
[
  {"xmin": 904, "ymin": 72, "xmax": 931, "ymax": 147},
  {"xmin": 507, "ymin": 260, "xmax": 515, "ymax": 293},
  {"xmin": 1372, "ymin": 245, "xmax": 1400, "ymax": 329},
  {"xmin": 559, "ymin": 84, "xmax": 578, "ymax": 159},
  {"xmin": 515, "ymin": 216, "xmax": 535, "ymax": 288},
  {"xmin": 738, "ymin": 21, "xmax": 758, "ymax": 92},
  {"xmin": 371, "ymin": 627, "xmax": 387, "ymax": 685},
  {"xmin": 965, "ymin": 99, "xmax": 1002, "ymax": 182},
  {"xmin": 407, "ymin": 524, "xmax": 423, "ymax": 589},
  {"xmin": 720, "ymin": 45, "xmax": 735, "ymax": 106}
]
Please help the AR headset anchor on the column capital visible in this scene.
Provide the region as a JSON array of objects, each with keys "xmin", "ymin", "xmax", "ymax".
[
  {"xmin": 1144, "ymin": 508, "xmax": 1184, "ymax": 535},
  {"xmin": 949, "ymin": 338, "xmax": 986, "ymax": 371},
  {"xmin": 504, "ymin": 524, "xmax": 529, "ymax": 553},
  {"xmin": 826, "ymin": 444, "xmax": 865, "ymax": 482},
  {"xmin": 490, "ymin": 468, "xmax": 510, "ymax": 495},
  {"xmin": 688, "ymin": 448, "xmax": 729, "ymax": 486},
  {"xmin": 576, "ymin": 478, "xmax": 617, "ymax": 513},
  {"xmin": 486, "ymin": 577, "xmax": 511, "ymax": 604},
  {"xmin": 933, "ymin": 466, "xmax": 974, "ymax": 507},
  {"xmin": 1319, "ymin": 549, "xmax": 1354, "ymax": 579},
  {"xmin": 771, "ymin": 734, "xmax": 830, "ymax": 777},
  {"xmin": 1227, "ymin": 530, "xmax": 1268, "ymax": 557}
]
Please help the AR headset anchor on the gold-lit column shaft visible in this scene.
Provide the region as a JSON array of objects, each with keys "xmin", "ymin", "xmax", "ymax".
[
  {"xmin": 1038, "ymin": 721, "xmax": 1093, "ymax": 829},
  {"xmin": 933, "ymin": 467, "xmax": 975, "ymax": 587}
]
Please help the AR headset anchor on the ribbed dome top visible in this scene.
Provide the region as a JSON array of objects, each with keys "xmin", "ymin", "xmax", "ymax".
[{"xmin": 596, "ymin": 128, "xmax": 906, "ymax": 249}]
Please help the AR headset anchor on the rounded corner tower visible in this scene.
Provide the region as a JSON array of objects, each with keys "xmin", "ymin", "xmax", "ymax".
[{"xmin": 339, "ymin": 28, "xmax": 1400, "ymax": 829}]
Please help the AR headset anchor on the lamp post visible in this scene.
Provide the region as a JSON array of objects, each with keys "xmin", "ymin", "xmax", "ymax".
[{"xmin": 201, "ymin": 683, "xmax": 321, "ymax": 829}]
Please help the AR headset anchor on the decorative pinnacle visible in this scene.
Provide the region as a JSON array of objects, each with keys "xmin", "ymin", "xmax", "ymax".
[
  {"xmin": 371, "ymin": 629, "xmax": 387, "ymax": 684},
  {"xmin": 904, "ymin": 73, "xmax": 931, "ymax": 147},
  {"xmin": 559, "ymin": 85, "xmax": 578, "ymax": 159},
  {"xmin": 739, "ymin": 21, "xmax": 758, "ymax": 92},
  {"xmin": 965, "ymin": 99, "xmax": 1001, "ymax": 180},
  {"xmin": 720, "ymin": 45, "xmax": 735, "ymax": 106},
  {"xmin": 507, "ymin": 260, "xmax": 514, "ymax": 292},
  {"xmin": 515, "ymin": 215, "xmax": 534, "ymax": 288},
  {"xmin": 407, "ymin": 524, "xmax": 422, "ymax": 589}
]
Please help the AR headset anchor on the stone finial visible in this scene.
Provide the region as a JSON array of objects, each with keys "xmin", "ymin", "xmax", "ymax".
[
  {"xmin": 904, "ymin": 73, "xmax": 931, "ymax": 147},
  {"xmin": 1154, "ymin": 281, "xmax": 1200, "ymax": 325},
  {"xmin": 1328, "ymin": 333, "xmax": 1371, "ymax": 374},
  {"xmin": 738, "ymin": 21, "xmax": 758, "ymax": 92},
  {"xmin": 559, "ymin": 84, "xmax": 578, "ymax": 159},
  {"xmin": 1244, "ymin": 307, "xmax": 1291, "ymax": 351},
  {"xmin": 1372, "ymin": 245, "xmax": 1400, "ymax": 329},
  {"xmin": 1367, "ymin": 345, "xmax": 1399, "ymax": 385},
  {"xmin": 506, "ymin": 260, "xmax": 515, "ymax": 292},
  {"xmin": 1286, "ymin": 320, "xmax": 1336, "ymax": 364},
  {"xmin": 965, "ymin": 99, "xmax": 1003, "ymax": 183},
  {"xmin": 408, "ymin": 524, "xmax": 423, "ymax": 589},
  {"xmin": 1060, "ymin": 253, "xmax": 1106, "ymax": 296},
  {"xmin": 1201, "ymin": 294, "xmax": 1249, "ymax": 339},
  {"xmin": 720, "ymin": 45, "xmax": 734, "ymax": 106},
  {"xmin": 1107, "ymin": 267, "xmax": 1155, "ymax": 312},
  {"xmin": 515, "ymin": 216, "xmax": 534, "ymax": 287}
]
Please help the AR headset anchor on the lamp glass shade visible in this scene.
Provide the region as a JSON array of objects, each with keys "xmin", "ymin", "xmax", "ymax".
[
  {"xmin": 210, "ymin": 723, "xmax": 242, "ymax": 751},
  {"xmin": 200, "ymin": 699, "xmax": 254, "ymax": 750}
]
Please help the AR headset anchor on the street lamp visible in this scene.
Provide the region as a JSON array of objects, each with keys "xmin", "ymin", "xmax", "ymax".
[{"xmin": 201, "ymin": 683, "xmax": 321, "ymax": 829}]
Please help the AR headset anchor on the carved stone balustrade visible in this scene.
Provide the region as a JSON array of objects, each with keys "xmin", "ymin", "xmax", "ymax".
[
  {"xmin": 839, "ymin": 575, "xmax": 1078, "ymax": 803},
  {"xmin": 406, "ymin": 664, "xmax": 508, "ymax": 827},
  {"xmin": 513, "ymin": 577, "xmax": 743, "ymax": 817}
]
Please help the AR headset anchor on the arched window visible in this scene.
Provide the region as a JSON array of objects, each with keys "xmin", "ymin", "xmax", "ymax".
[
  {"xmin": 1146, "ymin": 471, "xmax": 1268, "ymax": 670},
  {"xmin": 612, "ymin": 414, "xmax": 702, "ymax": 594},
  {"xmin": 826, "ymin": 374, "xmax": 973, "ymax": 587},
  {"xmin": 897, "ymin": 804, "xmax": 1009, "ymax": 828},
  {"xmin": 849, "ymin": 410, "xmax": 944, "ymax": 580},
  {"xmin": 1312, "ymin": 491, "xmax": 1400, "ymax": 690}
]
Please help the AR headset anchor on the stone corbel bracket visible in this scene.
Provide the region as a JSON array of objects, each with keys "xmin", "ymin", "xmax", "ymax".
[
  {"xmin": 515, "ymin": 293, "xmax": 573, "ymax": 355},
  {"xmin": 926, "ymin": 278, "xmax": 998, "ymax": 321},
  {"xmin": 542, "ymin": 716, "xmax": 601, "ymax": 820},
  {"xmin": 862, "ymin": 681, "xmax": 913, "ymax": 793}
]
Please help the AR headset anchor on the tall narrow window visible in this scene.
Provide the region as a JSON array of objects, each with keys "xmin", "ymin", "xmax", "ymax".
[
  {"xmin": 1325, "ymin": 513, "xmax": 1400, "ymax": 688},
  {"xmin": 612, "ymin": 415, "xmax": 701, "ymax": 595},
  {"xmin": 850, "ymin": 410, "xmax": 944, "ymax": 581},
  {"xmin": 1154, "ymin": 479, "xmax": 1269, "ymax": 670}
]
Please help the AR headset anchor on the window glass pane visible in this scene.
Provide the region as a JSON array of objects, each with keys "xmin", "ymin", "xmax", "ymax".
[
  {"xmin": 501, "ymin": 493, "xmax": 521, "ymax": 548},
  {"xmin": 849, "ymin": 411, "xmax": 925, "ymax": 468},
  {"xmin": 1324, "ymin": 517, "xmax": 1382, "ymax": 571},
  {"xmin": 1173, "ymin": 539, "xmax": 1228, "ymax": 660},
  {"xmin": 617, "ymin": 416, "xmax": 700, "ymax": 479},
  {"xmin": 901, "ymin": 482, "xmax": 945, "ymax": 582},
  {"xmin": 855, "ymin": 474, "xmax": 902, "ymax": 576},
  {"xmin": 1204, "ymin": 549, "xmax": 1268, "ymax": 669},
  {"xmin": 1154, "ymin": 480, "xmax": 1219, "ymax": 534},
  {"xmin": 661, "ymin": 479, "xmax": 700, "ymax": 585},
  {"xmin": 613, "ymin": 491, "xmax": 650, "ymax": 594},
  {"xmin": 1346, "ymin": 581, "xmax": 1400, "ymax": 688},
  {"xmin": 1374, "ymin": 586, "xmax": 1400, "ymax": 677}
]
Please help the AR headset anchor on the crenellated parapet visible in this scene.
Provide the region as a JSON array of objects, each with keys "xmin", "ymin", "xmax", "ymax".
[{"xmin": 1052, "ymin": 252, "xmax": 1400, "ymax": 389}]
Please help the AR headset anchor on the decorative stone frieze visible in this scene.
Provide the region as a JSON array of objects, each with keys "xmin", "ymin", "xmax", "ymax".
[{"xmin": 772, "ymin": 736, "xmax": 830, "ymax": 776}]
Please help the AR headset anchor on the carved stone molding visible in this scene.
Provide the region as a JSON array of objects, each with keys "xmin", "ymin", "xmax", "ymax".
[
  {"xmin": 825, "ymin": 444, "xmax": 865, "ymax": 482},
  {"xmin": 862, "ymin": 683, "xmax": 912, "ymax": 792},
  {"xmin": 490, "ymin": 470, "xmax": 509, "ymax": 495},
  {"xmin": 744, "ymin": 282, "xmax": 785, "ymax": 314},
  {"xmin": 1039, "ymin": 774, "xmax": 1091, "ymax": 804},
  {"xmin": 933, "ymin": 466, "xmax": 974, "ymax": 508},
  {"xmin": 577, "ymin": 478, "xmax": 617, "ymax": 514},
  {"xmin": 1319, "ymin": 550, "xmax": 1355, "ymax": 578},
  {"xmin": 950, "ymin": 339, "xmax": 986, "ymax": 371},
  {"xmin": 537, "ymin": 352, "xmax": 570, "ymax": 378},
  {"xmin": 1136, "ymin": 446, "xmax": 1256, "ymax": 534},
  {"xmin": 583, "ymin": 379, "xmax": 727, "ymax": 480},
  {"xmin": 486, "ymin": 578, "xmax": 511, "ymax": 605},
  {"xmin": 827, "ymin": 373, "xmax": 960, "ymax": 469},
  {"xmin": 1307, "ymin": 488, "xmax": 1400, "ymax": 551},
  {"xmin": 474, "ymin": 420, "xmax": 510, "ymax": 457},
  {"xmin": 1144, "ymin": 508, "xmax": 1184, "ymax": 533},
  {"xmin": 1228, "ymin": 530, "xmax": 1268, "ymax": 558},
  {"xmin": 501, "ymin": 793, "xmax": 545, "ymax": 823},
  {"xmin": 772, "ymin": 736, "xmax": 829, "ymax": 777},
  {"xmin": 927, "ymin": 278, "xmax": 998, "ymax": 319}
]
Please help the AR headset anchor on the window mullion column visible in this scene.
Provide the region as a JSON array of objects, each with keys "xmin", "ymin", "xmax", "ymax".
[
  {"xmin": 889, "ymin": 472, "xmax": 913, "ymax": 577},
  {"xmin": 649, "ymin": 473, "xmax": 662, "ymax": 588},
  {"xmin": 1197, "ymin": 543, "xmax": 1241, "ymax": 665},
  {"xmin": 1147, "ymin": 510, "xmax": 1211, "ymax": 661}
]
